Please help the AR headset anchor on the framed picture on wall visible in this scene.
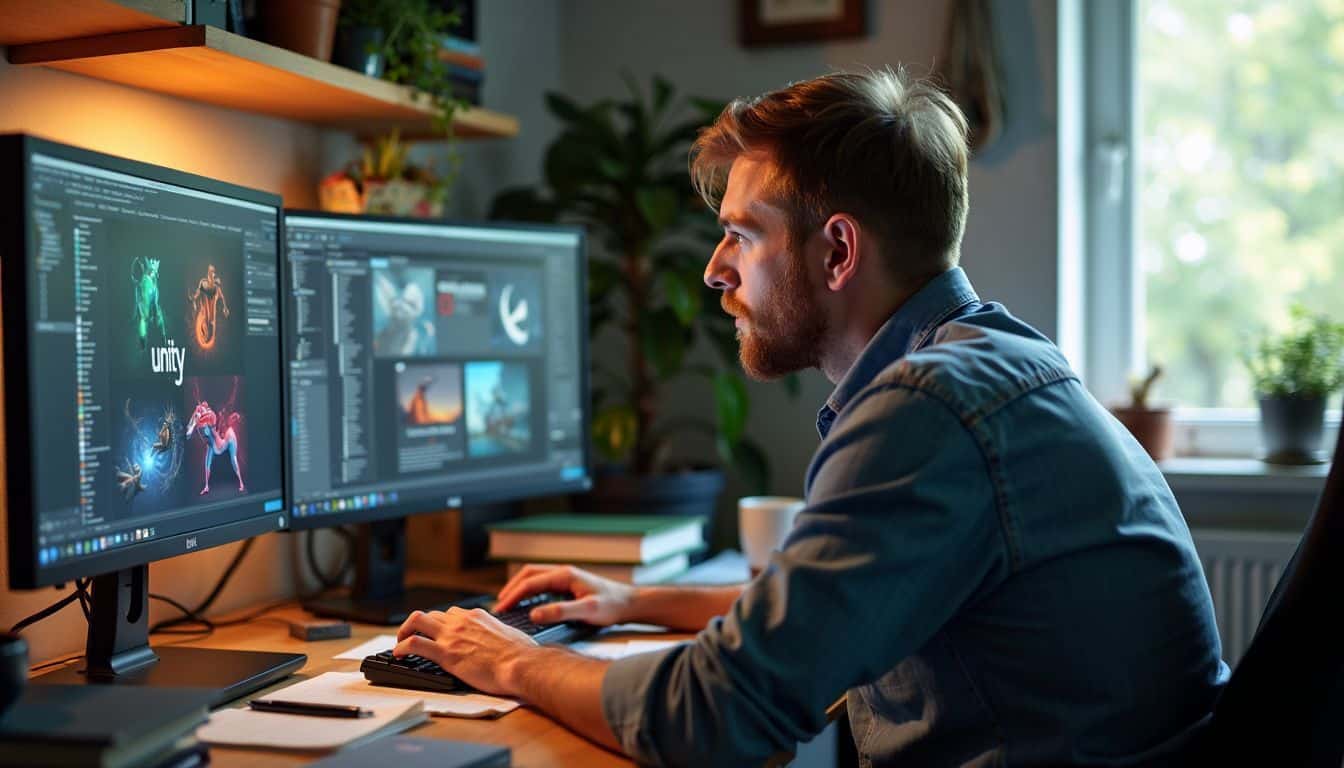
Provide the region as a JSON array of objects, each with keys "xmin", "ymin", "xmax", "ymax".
[{"xmin": 739, "ymin": 0, "xmax": 867, "ymax": 47}]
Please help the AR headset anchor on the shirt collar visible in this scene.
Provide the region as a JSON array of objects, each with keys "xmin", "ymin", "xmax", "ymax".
[{"xmin": 816, "ymin": 267, "xmax": 979, "ymax": 438}]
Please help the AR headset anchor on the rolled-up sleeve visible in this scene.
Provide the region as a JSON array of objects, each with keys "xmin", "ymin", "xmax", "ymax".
[{"xmin": 600, "ymin": 383, "xmax": 1009, "ymax": 767}]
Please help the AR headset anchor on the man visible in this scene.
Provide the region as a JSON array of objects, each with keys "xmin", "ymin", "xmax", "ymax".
[{"xmin": 392, "ymin": 69, "xmax": 1229, "ymax": 766}]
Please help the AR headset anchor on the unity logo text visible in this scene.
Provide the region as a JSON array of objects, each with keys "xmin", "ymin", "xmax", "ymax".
[{"xmin": 151, "ymin": 338, "xmax": 187, "ymax": 386}]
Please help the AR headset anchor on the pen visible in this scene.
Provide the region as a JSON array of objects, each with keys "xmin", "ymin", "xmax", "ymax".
[{"xmin": 248, "ymin": 699, "xmax": 373, "ymax": 718}]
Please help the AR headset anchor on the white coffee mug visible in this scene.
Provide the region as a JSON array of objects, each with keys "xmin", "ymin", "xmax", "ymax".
[{"xmin": 738, "ymin": 496, "xmax": 805, "ymax": 575}]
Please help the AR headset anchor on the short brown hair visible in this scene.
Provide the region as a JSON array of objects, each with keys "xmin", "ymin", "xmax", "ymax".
[{"xmin": 690, "ymin": 68, "xmax": 970, "ymax": 283}]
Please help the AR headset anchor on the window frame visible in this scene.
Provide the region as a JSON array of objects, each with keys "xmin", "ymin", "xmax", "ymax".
[{"xmin": 1073, "ymin": 0, "xmax": 1339, "ymax": 458}]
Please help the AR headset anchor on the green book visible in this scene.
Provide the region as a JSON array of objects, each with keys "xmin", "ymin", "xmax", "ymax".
[{"xmin": 487, "ymin": 514, "xmax": 705, "ymax": 565}]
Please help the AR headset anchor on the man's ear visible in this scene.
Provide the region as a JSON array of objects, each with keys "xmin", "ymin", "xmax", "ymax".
[{"xmin": 820, "ymin": 213, "xmax": 863, "ymax": 292}]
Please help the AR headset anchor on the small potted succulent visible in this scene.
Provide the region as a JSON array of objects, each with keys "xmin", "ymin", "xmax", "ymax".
[
  {"xmin": 1111, "ymin": 365, "xmax": 1173, "ymax": 462},
  {"xmin": 1245, "ymin": 307, "xmax": 1344, "ymax": 465}
]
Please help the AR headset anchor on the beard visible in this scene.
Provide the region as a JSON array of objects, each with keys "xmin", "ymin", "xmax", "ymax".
[{"xmin": 721, "ymin": 249, "xmax": 828, "ymax": 381}]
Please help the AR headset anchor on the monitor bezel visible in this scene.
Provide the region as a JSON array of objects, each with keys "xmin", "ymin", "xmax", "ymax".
[
  {"xmin": 2, "ymin": 134, "xmax": 291, "ymax": 590},
  {"xmin": 279, "ymin": 209, "xmax": 592, "ymax": 531}
]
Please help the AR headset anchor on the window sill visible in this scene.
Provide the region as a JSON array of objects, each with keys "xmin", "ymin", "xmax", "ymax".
[{"xmin": 1159, "ymin": 457, "xmax": 1328, "ymax": 496}]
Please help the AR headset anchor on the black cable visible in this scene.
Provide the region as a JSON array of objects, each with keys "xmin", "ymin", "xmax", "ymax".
[
  {"xmin": 9, "ymin": 589, "xmax": 82, "ymax": 634},
  {"xmin": 148, "ymin": 593, "xmax": 212, "ymax": 629},
  {"xmin": 148, "ymin": 538, "xmax": 255, "ymax": 634},
  {"xmin": 148, "ymin": 526, "xmax": 357, "ymax": 635},
  {"xmin": 75, "ymin": 577, "xmax": 92, "ymax": 622},
  {"xmin": 191, "ymin": 538, "xmax": 255, "ymax": 616}
]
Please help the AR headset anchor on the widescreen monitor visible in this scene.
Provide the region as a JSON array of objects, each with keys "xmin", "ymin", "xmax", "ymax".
[
  {"xmin": 282, "ymin": 212, "xmax": 589, "ymax": 622},
  {"xmin": 1, "ymin": 135, "xmax": 301, "ymax": 700}
]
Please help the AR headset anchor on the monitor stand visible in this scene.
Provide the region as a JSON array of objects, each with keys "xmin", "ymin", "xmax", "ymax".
[
  {"xmin": 33, "ymin": 565, "xmax": 306, "ymax": 706},
  {"xmin": 302, "ymin": 518, "xmax": 491, "ymax": 625}
]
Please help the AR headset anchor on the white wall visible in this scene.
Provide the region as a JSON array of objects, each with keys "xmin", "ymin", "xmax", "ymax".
[{"xmin": 556, "ymin": 0, "xmax": 1059, "ymax": 528}]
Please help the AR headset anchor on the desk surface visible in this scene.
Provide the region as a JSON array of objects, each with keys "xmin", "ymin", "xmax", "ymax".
[
  {"xmin": 196, "ymin": 604, "xmax": 654, "ymax": 767},
  {"xmin": 33, "ymin": 602, "xmax": 662, "ymax": 767}
]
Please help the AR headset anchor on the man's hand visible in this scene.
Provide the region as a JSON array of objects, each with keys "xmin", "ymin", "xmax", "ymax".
[
  {"xmin": 495, "ymin": 564, "xmax": 636, "ymax": 626},
  {"xmin": 393, "ymin": 607, "xmax": 538, "ymax": 696}
]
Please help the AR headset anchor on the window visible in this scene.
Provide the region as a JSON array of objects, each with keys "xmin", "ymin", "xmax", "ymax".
[{"xmin": 1075, "ymin": 0, "xmax": 1344, "ymax": 455}]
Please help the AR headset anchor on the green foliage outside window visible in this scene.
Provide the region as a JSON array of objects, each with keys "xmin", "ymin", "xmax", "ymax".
[{"xmin": 1139, "ymin": 0, "xmax": 1344, "ymax": 408}]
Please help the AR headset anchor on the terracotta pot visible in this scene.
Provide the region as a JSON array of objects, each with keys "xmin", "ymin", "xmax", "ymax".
[
  {"xmin": 1111, "ymin": 406, "xmax": 1174, "ymax": 462},
  {"xmin": 260, "ymin": 0, "xmax": 342, "ymax": 62}
]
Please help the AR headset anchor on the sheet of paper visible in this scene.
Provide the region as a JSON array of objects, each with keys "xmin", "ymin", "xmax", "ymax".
[
  {"xmin": 601, "ymin": 622, "xmax": 669, "ymax": 634},
  {"xmin": 570, "ymin": 639, "xmax": 685, "ymax": 660},
  {"xmin": 568, "ymin": 641, "xmax": 633, "ymax": 660},
  {"xmin": 197, "ymin": 699, "xmax": 424, "ymax": 751},
  {"xmin": 269, "ymin": 671, "xmax": 520, "ymax": 719},
  {"xmin": 334, "ymin": 635, "xmax": 399, "ymax": 660}
]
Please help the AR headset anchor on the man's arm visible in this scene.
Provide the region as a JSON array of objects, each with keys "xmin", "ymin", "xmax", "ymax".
[
  {"xmin": 397, "ymin": 386, "xmax": 1007, "ymax": 767},
  {"xmin": 626, "ymin": 585, "xmax": 743, "ymax": 630},
  {"xmin": 391, "ymin": 608, "xmax": 622, "ymax": 749},
  {"xmin": 504, "ymin": 647, "xmax": 619, "ymax": 751},
  {"xmin": 495, "ymin": 564, "xmax": 743, "ymax": 633},
  {"xmin": 599, "ymin": 385, "xmax": 1009, "ymax": 767}
]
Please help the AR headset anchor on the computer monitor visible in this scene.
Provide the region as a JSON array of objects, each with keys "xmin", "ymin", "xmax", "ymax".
[
  {"xmin": 282, "ymin": 212, "xmax": 590, "ymax": 624},
  {"xmin": 1, "ymin": 135, "xmax": 303, "ymax": 702}
]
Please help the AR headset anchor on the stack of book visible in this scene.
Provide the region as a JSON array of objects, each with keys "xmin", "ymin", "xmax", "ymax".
[
  {"xmin": 488, "ymin": 515, "xmax": 705, "ymax": 585},
  {"xmin": 0, "ymin": 686, "xmax": 213, "ymax": 768},
  {"xmin": 438, "ymin": 35, "xmax": 484, "ymax": 106}
]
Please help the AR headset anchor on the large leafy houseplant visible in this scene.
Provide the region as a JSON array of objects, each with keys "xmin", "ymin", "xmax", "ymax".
[
  {"xmin": 1244, "ymin": 306, "xmax": 1344, "ymax": 464},
  {"xmin": 491, "ymin": 76, "xmax": 793, "ymax": 493}
]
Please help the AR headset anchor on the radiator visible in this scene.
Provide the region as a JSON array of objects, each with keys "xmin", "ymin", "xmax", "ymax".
[{"xmin": 1190, "ymin": 529, "xmax": 1301, "ymax": 668}]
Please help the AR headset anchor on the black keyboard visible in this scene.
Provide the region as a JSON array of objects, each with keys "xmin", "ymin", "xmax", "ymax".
[{"xmin": 360, "ymin": 592, "xmax": 599, "ymax": 694}]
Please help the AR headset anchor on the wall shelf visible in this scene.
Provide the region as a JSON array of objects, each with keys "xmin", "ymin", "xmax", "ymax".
[
  {"xmin": 0, "ymin": 0, "xmax": 182, "ymax": 46},
  {"xmin": 5, "ymin": 21, "xmax": 518, "ymax": 139}
]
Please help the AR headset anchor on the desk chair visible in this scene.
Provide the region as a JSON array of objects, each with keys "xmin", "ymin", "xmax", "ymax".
[{"xmin": 1193, "ymin": 415, "xmax": 1344, "ymax": 766}]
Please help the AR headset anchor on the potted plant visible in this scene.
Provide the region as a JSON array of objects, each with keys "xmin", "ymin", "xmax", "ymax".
[
  {"xmin": 319, "ymin": 130, "xmax": 447, "ymax": 217},
  {"xmin": 1245, "ymin": 306, "xmax": 1344, "ymax": 465},
  {"xmin": 1111, "ymin": 365, "xmax": 1173, "ymax": 461},
  {"xmin": 490, "ymin": 76, "xmax": 794, "ymax": 522},
  {"xmin": 332, "ymin": 0, "xmax": 468, "ymax": 135}
]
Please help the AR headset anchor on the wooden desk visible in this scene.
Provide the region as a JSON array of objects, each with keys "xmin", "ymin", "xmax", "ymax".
[{"xmin": 40, "ymin": 603, "xmax": 660, "ymax": 767}]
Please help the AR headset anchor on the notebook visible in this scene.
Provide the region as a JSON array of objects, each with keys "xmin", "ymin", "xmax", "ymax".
[
  {"xmin": 0, "ymin": 686, "xmax": 212, "ymax": 768},
  {"xmin": 309, "ymin": 735, "xmax": 509, "ymax": 767}
]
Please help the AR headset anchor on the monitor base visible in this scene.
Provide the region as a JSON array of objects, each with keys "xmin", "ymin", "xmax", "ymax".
[
  {"xmin": 32, "ymin": 646, "xmax": 306, "ymax": 707},
  {"xmin": 303, "ymin": 586, "xmax": 491, "ymax": 626}
]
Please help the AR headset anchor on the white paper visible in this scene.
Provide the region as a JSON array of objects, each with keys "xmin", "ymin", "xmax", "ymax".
[
  {"xmin": 334, "ymin": 635, "xmax": 400, "ymax": 660},
  {"xmin": 601, "ymin": 622, "xmax": 669, "ymax": 634},
  {"xmin": 261, "ymin": 671, "xmax": 519, "ymax": 719},
  {"xmin": 568, "ymin": 641, "xmax": 634, "ymax": 660},
  {"xmin": 571, "ymin": 639, "xmax": 684, "ymax": 660},
  {"xmin": 197, "ymin": 699, "xmax": 424, "ymax": 751}
]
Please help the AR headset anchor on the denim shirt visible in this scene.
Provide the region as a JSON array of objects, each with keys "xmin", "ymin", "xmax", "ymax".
[{"xmin": 602, "ymin": 267, "xmax": 1229, "ymax": 767}]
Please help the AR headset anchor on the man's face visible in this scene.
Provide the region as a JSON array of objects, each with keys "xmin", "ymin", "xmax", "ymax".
[
  {"xmin": 207, "ymin": 264, "xmax": 216, "ymax": 281},
  {"xmin": 703, "ymin": 155, "xmax": 828, "ymax": 380}
]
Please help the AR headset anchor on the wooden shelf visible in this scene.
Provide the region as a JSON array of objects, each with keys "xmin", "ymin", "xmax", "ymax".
[
  {"xmin": 0, "ymin": 0, "xmax": 182, "ymax": 46},
  {"xmin": 5, "ymin": 23, "xmax": 519, "ymax": 139}
]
